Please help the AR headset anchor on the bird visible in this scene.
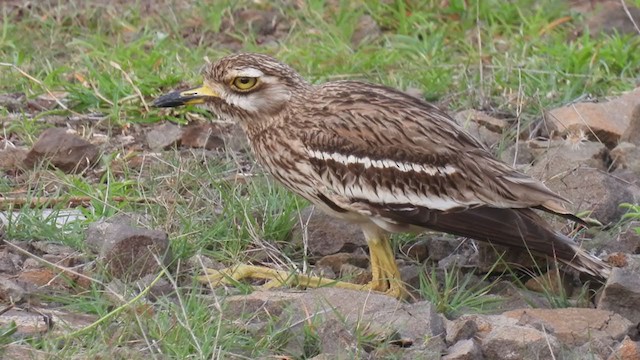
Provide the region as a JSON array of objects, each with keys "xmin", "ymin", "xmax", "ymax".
[{"xmin": 152, "ymin": 53, "xmax": 610, "ymax": 299}]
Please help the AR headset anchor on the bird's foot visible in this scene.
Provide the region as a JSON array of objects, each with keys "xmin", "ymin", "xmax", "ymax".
[
  {"xmin": 199, "ymin": 264, "xmax": 366, "ymax": 291},
  {"xmin": 198, "ymin": 264, "xmax": 408, "ymax": 299}
]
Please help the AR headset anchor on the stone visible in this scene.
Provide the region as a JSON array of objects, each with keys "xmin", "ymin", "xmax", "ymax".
[
  {"xmin": 611, "ymin": 142, "xmax": 640, "ymax": 174},
  {"xmin": 351, "ymin": 14, "xmax": 381, "ymax": 47},
  {"xmin": 295, "ymin": 289, "xmax": 446, "ymax": 352},
  {"xmin": 85, "ymin": 219, "xmax": 171, "ymax": 281},
  {"xmin": 571, "ymin": 0, "xmax": 640, "ymax": 36},
  {"xmin": 315, "ymin": 252, "xmax": 369, "ymax": 275},
  {"xmin": 528, "ymin": 139, "xmax": 607, "ymax": 173},
  {"xmin": 621, "ymin": 104, "xmax": 640, "ymax": 145},
  {"xmin": 23, "ymin": 128, "xmax": 100, "ymax": 173},
  {"xmin": 597, "ymin": 256, "xmax": 640, "ymax": 326},
  {"xmin": 316, "ymin": 318, "xmax": 364, "ymax": 358},
  {"xmin": 545, "ymin": 87, "xmax": 640, "ymax": 146},
  {"xmin": 445, "ymin": 317, "xmax": 479, "ymax": 345},
  {"xmin": 401, "ymin": 238, "xmax": 430, "ymax": 262},
  {"xmin": 223, "ymin": 288, "xmax": 446, "ymax": 357},
  {"xmin": 476, "ymin": 242, "xmax": 546, "ymax": 273},
  {"xmin": 442, "ymin": 339, "xmax": 483, "ymax": 360},
  {"xmin": 1, "ymin": 344, "xmax": 45, "ymax": 360},
  {"xmin": 180, "ymin": 122, "xmax": 227, "ymax": 150},
  {"xmin": 454, "ymin": 110, "xmax": 507, "ymax": 148},
  {"xmin": 524, "ymin": 270, "xmax": 572, "ymax": 296},
  {"xmin": 499, "ymin": 141, "xmax": 535, "ymax": 167},
  {"xmin": 588, "ymin": 221, "xmax": 640, "ymax": 255},
  {"xmin": 455, "ymin": 109, "xmax": 510, "ymax": 133},
  {"xmin": 480, "ymin": 321, "xmax": 560, "ymax": 360},
  {"xmin": 502, "ymin": 308, "xmax": 633, "ymax": 347},
  {"xmin": 145, "ymin": 122, "xmax": 182, "ymax": 150},
  {"xmin": 608, "ymin": 336, "xmax": 640, "ymax": 360},
  {"xmin": 0, "ymin": 275, "xmax": 26, "ymax": 303},
  {"xmin": 180, "ymin": 122, "xmax": 249, "ymax": 151},
  {"xmin": 0, "ymin": 249, "xmax": 21, "ymax": 274},
  {"xmin": 528, "ymin": 165, "xmax": 640, "ymax": 225},
  {"xmin": 292, "ymin": 206, "xmax": 367, "ymax": 257},
  {"xmin": 0, "ymin": 147, "xmax": 28, "ymax": 172}
]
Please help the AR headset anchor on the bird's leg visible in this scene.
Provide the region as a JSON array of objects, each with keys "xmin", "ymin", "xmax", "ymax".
[
  {"xmin": 198, "ymin": 264, "xmax": 368, "ymax": 292},
  {"xmin": 197, "ymin": 227, "xmax": 407, "ymax": 299},
  {"xmin": 365, "ymin": 231, "xmax": 408, "ymax": 299}
]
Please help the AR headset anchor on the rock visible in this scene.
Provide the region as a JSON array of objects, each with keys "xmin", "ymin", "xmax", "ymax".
[
  {"xmin": 545, "ymin": 87, "xmax": 640, "ymax": 146},
  {"xmin": 480, "ymin": 321, "xmax": 560, "ymax": 360},
  {"xmin": 499, "ymin": 141, "xmax": 535, "ymax": 167},
  {"xmin": 180, "ymin": 121, "xmax": 246, "ymax": 151},
  {"xmin": 23, "ymin": 128, "xmax": 100, "ymax": 173},
  {"xmin": 524, "ymin": 270, "xmax": 573, "ymax": 296},
  {"xmin": 399, "ymin": 263, "xmax": 422, "ymax": 290},
  {"xmin": 454, "ymin": 110, "xmax": 507, "ymax": 148},
  {"xmin": 0, "ymin": 275, "xmax": 26, "ymax": 303},
  {"xmin": 597, "ymin": 256, "xmax": 640, "ymax": 326},
  {"xmin": 502, "ymin": 308, "xmax": 633, "ymax": 347},
  {"xmin": 446, "ymin": 317, "xmax": 478, "ymax": 344},
  {"xmin": 1, "ymin": 344, "xmax": 44, "ymax": 360},
  {"xmin": 291, "ymin": 206, "xmax": 366, "ymax": 257},
  {"xmin": 622, "ymin": 104, "xmax": 640, "ymax": 145},
  {"xmin": 223, "ymin": 288, "xmax": 446, "ymax": 357},
  {"xmin": 0, "ymin": 249, "xmax": 22, "ymax": 274},
  {"xmin": 442, "ymin": 339, "xmax": 483, "ymax": 360},
  {"xmin": 339, "ymin": 263, "xmax": 370, "ymax": 284},
  {"xmin": 0, "ymin": 92, "xmax": 26, "ymax": 112},
  {"xmin": 611, "ymin": 142, "xmax": 640, "ymax": 174},
  {"xmin": 0, "ymin": 147, "xmax": 28, "ymax": 172},
  {"xmin": 85, "ymin": 219, "xmax": 171, "ymax": 281},
  {"xmin": 351, "ymin": 14, "xmax": 381, "ymax": 47},
  {"xmin": 315, "ymin": 252, "xmax": 369, "ymax": 274},
  {"xmin": 608, "ymin": 336, "xmax": 640, "ymax": 360},
  {"xmin": 401, "ymin": 238, "xmax": 430, "ymax": 262},
  {"xmin": 528, "ymin": 165, "xmax": 640, "ymax": 225},
  {"xmin": 588, "ymin": 221, "xmax": 640, "ymax": 255},
  {"xmin": 402, "ymin": 236, "xmax": 465, "ymax": 263},
  {"xmin": 295, "ymin": 289, "xmax": 446, "ymax": 353},
  {"xmin": 145, "ymin": 122, "xmax": 182, "ymax": 150},
  {"xmin": 180, "ymin": 122, "xmax": 226, "ymax": 150},
  {"xmin": 455, "ymin": 109, "xmax": 510, "ymax": 133},
  {"xmin": 528, "ymin": 138, "xmax": 608, "ymax": 173},
  {"xmin": 316, "ymin": 318, "xmax": 364, "ymax": 358},
  {"xmin": 135, "ymin": 273, "xmax": 174, "ymax": 300},
  {"xmin": 571, "ymin": 0, "xmax": 640, "ymax": 36},
  {"xmin": 0, "ymin": 309, "xmax": 49, "ymax": 336},
  {"xmin": 223, "ymin": 290, "xmax": 304, "ymax": 323},
  {"xmin": 476, "ymin": 242, "xmax": 546, "ymax": 273}
]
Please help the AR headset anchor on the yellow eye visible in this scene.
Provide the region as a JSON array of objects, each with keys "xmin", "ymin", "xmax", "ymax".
[{"xmin": 232, "ymin": 77, "xmax": 258, "ymax": 91}]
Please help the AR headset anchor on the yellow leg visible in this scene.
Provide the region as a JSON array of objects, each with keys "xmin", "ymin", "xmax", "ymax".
[
  {"xmin": 366, "ymin": 232, "xmax": 408, "ymax": 299},
  {"xmin": 199, "ymin": 264, "xmax": 367, "ymax": 291},
  {"xmin": 198, "ymin": 225, "xmax": 408, "ymax": 299}
]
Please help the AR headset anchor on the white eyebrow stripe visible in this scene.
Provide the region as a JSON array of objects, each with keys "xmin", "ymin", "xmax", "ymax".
[
  {"xmin": 307, "ymin": 150, "xmax": 457, "ymax": 176},
  {"xmin": 234, "ymin": 67, "xmax": 264, "ymax": 78}
]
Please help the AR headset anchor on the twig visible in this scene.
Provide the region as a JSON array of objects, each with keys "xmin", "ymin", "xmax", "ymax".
[
  {"xmin": 620, "ymin": 0, "xmax": 640, "ymax": 35},
  {"xmin": 0, "ymin": 62, "xmax": 75, "ymax": 113},
  {"xmin": 109, "ymin": 61, "xmax": 149, "ymax": 112},
  {"xmin": 0, "ymin": 196, "xmax": 177, "ymax": 210},
  {"xmin": 60, "ymin": 269, "xmax": 166, "ymax": 340}
]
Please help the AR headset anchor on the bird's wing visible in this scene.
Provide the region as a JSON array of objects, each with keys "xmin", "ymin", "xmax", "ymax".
[{"xmin": 298, "ymin": 81, "xmax": 572, "ymax": 218}]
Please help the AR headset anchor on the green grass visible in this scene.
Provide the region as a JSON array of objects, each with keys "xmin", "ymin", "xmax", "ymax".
[{"xmin": 1, "ymin": 0, "xmax": 640, "ymax": 358}]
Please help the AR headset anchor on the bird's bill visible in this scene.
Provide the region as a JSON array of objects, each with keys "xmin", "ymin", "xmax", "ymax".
[{"xmin": 152, "ymin": 84, "xmax": 218, "ymax": 107}]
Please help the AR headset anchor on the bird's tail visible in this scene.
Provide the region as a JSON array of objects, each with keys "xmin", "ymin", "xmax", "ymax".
[
  {"xmin": 559, "ymin": 238, "xmax": 611, "ymax": 278},
  {"xmin": 380, "ymin": 205, "xmax": 611, "ymax": 278}
]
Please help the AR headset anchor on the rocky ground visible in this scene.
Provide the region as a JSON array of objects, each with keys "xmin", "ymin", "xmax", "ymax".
[{"xmin": 1, "ymin": 0, "xmax": 640, "ymax": 359}]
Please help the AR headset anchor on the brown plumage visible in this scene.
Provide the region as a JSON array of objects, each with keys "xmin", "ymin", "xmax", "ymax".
[{"xmin": 153, "ymin": 53, "xmax": 610, "ymax": 298}]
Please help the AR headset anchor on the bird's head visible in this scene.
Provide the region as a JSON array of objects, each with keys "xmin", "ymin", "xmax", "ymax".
[{"xmin": 152, "ymin": 53, "xmax": 308, "ymax": 121}]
